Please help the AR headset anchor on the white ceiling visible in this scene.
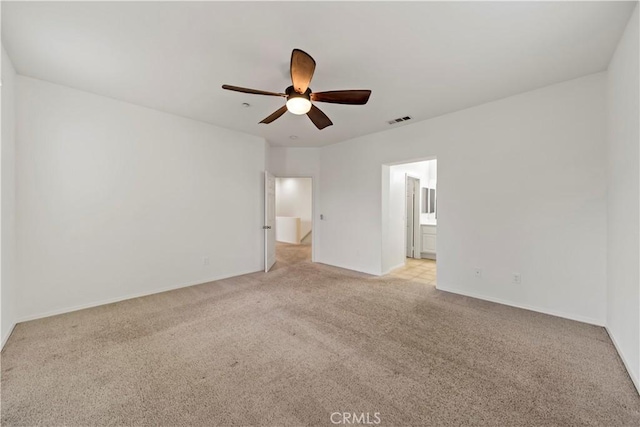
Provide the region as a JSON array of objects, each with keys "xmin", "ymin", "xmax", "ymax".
[{"xmin": 2, "ymin": 1, "xmax": 636, "ymax": 147}]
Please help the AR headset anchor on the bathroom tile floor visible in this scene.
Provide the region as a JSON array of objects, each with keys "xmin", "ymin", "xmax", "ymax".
[{"xmin": 388, "ymin": 258, "xmax": 437, "ymax": 286}]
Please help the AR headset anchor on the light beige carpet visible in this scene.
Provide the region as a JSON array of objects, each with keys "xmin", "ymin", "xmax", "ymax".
[
  {"xmin": 272, "ymin": 241, "xmax": 312, "ymax": 271},
  {"xmin": 2, "ymin": 246, "xmax": 639, "ymax": 426}
]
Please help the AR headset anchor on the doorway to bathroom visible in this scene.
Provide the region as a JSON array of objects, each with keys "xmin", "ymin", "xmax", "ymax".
[{"xmin": 385, "ymin": 159, "xmax": 437, "ymax": 285}]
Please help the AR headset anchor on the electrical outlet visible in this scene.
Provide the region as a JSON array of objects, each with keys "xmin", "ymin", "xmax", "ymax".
[
  {"xmin": 203, "ymin": 257, "xmax": 210, "ymax": 266},
  {"xmin": 474, "ymin": 268, "xmax": 482, "ymax": 279},
  {"xmin": 512, "ymin": 273, "xmax": 521, "ymax": 284}
]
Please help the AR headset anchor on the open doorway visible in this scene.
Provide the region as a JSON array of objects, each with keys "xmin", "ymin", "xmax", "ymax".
[
  {"xmin": 385, "ymin": 159, "xmax": 438, "ymax": 285},
  {"xmin": 273, "ymin": 177, "xmax": 313, "ymax": 269}
]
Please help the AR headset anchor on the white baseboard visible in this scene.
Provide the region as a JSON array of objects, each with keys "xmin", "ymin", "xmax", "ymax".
[
  {"xmin": 316, "ymin": 259, "xmax": 378, "ymax": 276},
  {"xmin": 1, "ymin": 323, "xmax": 17, "ymax": 351},
  {"xmin": 605, "ymin": 326, "xmax": 640, "ymax": 395},
  {"xmin": 436, "ymin": 284, "xmax": 605, "ymax": 326},
  {"xmin": 17, "ymin": 268, "xmax": 261, "ymax": 324},
  {"xmin": 381, "ymin": 262, "xmax": 406, "ymax": 276}
]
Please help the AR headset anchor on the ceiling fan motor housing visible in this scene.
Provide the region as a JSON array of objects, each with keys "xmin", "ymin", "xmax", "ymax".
[{"xmin": 286, "ymin": 85, "xmax": 311, "ymax": 100}]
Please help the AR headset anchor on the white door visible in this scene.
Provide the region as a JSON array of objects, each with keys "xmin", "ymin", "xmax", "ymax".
[
  {"xmin": 264, "ymin": 171, "xmax": 276, "ymax": 272},
  {"xmin": 406, "ymin": 176, "xmax": 421, "ymax": 259}
]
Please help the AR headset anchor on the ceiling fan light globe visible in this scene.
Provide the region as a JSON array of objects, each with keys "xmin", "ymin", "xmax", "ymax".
[{"xmin": 286, "ymin": 97, "xmax": 312, "ymax": 115}]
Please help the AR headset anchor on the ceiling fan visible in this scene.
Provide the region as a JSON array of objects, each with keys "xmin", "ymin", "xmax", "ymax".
[{"xmin": 222, "ymin": 49, "xmax": 371, "ymax": 130}]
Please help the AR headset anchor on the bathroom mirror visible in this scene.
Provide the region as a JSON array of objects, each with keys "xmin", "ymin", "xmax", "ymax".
[{"xmin": 422, "ymin": 188, "xmax": 436, "ymax": 214}]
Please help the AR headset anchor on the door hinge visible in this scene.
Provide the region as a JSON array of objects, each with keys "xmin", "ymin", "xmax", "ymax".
[{"xmin": 263, "ymin": 225, "xmax": 272, "ymax": 229}]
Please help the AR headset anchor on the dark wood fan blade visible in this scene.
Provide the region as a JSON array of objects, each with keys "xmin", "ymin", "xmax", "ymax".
[
  {"xmin": 307, "ymin": 104, "xmax": 333, "ymax": 130},
  {"xmin": 259, "ymin": 105, "xmax": 288, "ymax": 124},
  {"xmin": 311, "ymin": 90, "xmax": 372, "ymax": 105},
  {"xmin": 222, "ymin": 85, "xmax": 285, "ymax": 97},
  {"xmin": 290, "ymin": 49, "xmax": 316, "ymax": 94}
]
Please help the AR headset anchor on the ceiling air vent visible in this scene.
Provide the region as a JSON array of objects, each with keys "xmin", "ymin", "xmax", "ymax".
[{"xmin": 387, "ymin": 116, "xmax": 412, "ymax": 125}]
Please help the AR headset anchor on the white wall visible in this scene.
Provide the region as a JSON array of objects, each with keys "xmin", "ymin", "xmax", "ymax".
[
  {"xmin": 276, "ymin": 177, "xmax": 312, "ymax": 239},
  {"xmin": 319, "ymin": 72, "xmax": 607, "ymax": 325},
  {"xmin": 1, "ymin": 46, "xmax": 17, "ymax": 347},
  {"xmin": 15, "ymin": 76, "xmax": 267, "ymax": 321},
  {"xmin": 275, "ymin": 216, "xmax": 301, "ymax": 245},
  {"xmin": 268, "ymin": 147, "xmax": 320, "ymax": 178},
  {"xmin": 606, "ymin": 5, "xmax": 639, "ymax": 391},
  {"xmin": 426, "ymin": 159, "xmax": 437, "ymax": 223}
]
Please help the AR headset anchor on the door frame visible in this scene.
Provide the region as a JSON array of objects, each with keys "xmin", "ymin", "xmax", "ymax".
[
  {"xmin": 405, "ymin": 174, "xmax": 421, "ymax": 260},
  {"xmin": 265, "ymin": 171, "xmax": 276, "ymax": 272},
  {"xmin": 273, "ymin": 175, "xmax": 316, "ymax": 263},
  {"xmin": 381, "ymin": 156, "xmax": 437, "ymax": 275}
]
